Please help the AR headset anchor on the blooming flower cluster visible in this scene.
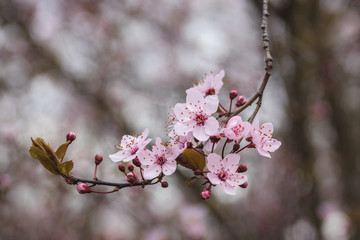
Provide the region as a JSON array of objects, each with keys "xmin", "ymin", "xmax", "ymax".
[{"xmin": 109, "ymin": 70, "xmax": 281, "ymax": 198}]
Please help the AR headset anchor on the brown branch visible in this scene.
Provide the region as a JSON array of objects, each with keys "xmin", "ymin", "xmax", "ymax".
[
  {"xmin": 69, "ymin": 176, "xmax": 153, "ymax": 189},
  {"xmin": 230, "ymin": 0, "xmax": 273, "ymax": 123}
]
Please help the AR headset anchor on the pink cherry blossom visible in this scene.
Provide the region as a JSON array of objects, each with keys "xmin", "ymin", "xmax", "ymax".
[
  {"xmin": 206, "ymin": 153, "xmax": 247, "ymax": 195},
  {"xmin": 251, "ymin": 120, "xmax": 281, "ymax": 158},
  {"xmin": 187, "ymin": 70, "xmax": 225, "ymax": 96},
  {"xmin": 138, "ymin": 138, "xmax": 181, "ymax": 179},
  {"xmin": 173, "ymin": 88, "xmax": 219, "ymax": 142},
  {"xmin": 223, "ymin": 116, "xmax": 252, "ymax": 140},
  {"xmin": 109, "ymin": 128, "xmax": 152, "ymax": 163}
]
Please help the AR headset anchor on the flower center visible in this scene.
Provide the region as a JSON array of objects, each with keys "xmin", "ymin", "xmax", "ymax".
[
  {"xmin": 131, "ymin": 146, "xmax": 139, "ymax": 155},
  {"xmin": 156, "ymin": 155, "xmax": 167, "ymax": 166},
  {"xmin": 195, "ymin": 113, "xmax": 208, "ymax": 126},
  {"xmin": 231, "ymin": 125, "xmax": 245, "ymax": 137},
  {"xmin": 205, "ymin": 88, "xmax": 215, "ymax": 96},
  {"xmin": 218, "ymin": 170, "xmax": 228, "ymax": 182}
]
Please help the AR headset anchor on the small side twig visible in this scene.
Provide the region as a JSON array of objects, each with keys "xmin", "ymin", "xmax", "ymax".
[{"xmin": 230, "ymin": 0, "xmax": 273, "ymax": 123}]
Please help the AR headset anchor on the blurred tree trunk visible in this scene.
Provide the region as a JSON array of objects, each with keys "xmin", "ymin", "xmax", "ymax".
[{"xmin": 258, "ymin": 0, "xmax": 360, "ymax": 239}]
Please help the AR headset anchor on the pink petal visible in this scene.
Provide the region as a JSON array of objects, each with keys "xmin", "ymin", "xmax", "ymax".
[
  {"xmin": 263, "ymin": 139, "xmax": 281, "ymax": 152},
  {"xmin": 207, "ymin": 153, "xmax": 223, "ymax": 173},
  {"xmin": 260, "ymin": 123, "xmax": 274, "ymax": 135},
  {"xmin": 207, "ymin": 172, "xmax": 221, "ymax": 185},
  {"xmin": 228, "ymin": 173, "xmax": 247, "ymax": 186},
  {"xmin": 122, "ymin": 154, "xmax": 137, "ymax": 162},
  {"xmin": 252, "ymin": 119, "xmax": 260, "ymax": 131},
  {"xmin": 140, "ymin": 128, "xmax": 149, "ymax": 141},
  {"xmin": 193, "ymin": 125, "xmax": 209, "ymax": 141},
  {"xmin": 227, "ymin": 116, "xmax": 241, "ymax": 128},
  {"xmin": 109, "ymin": 150, "xmax": 132, "ymax": 162},
  {"xmin": 138, "ymin": 149, "xmax": 156, "ymax": 165},
  {"xmin": 223, "ymin": 128, "xmax": 236, "ymax": 140},
  {"xmin": 220, "ymin": 181, "xmax": 236, "ymax": 195},
  {"xmin": 186, "ymin": 89, "xmax": 205, "ymax": 112},
  {"xmin": 162, "ymin": 160, "xmax": 177, "ymax": 176},
  {"xmin": 165, "ymin": 144, "xmax": 181, "ymax": 160},
  {"xmin": 174, "ymin": 103, "xmax": 192, "ymax": 122},
  {"xmin": 120, "ymin": 135, "xmax": 136, "ymax": 149},
  {"xmin": 242, "ymin": 122, "xmax": 252, "ymax": 136},
  {"xmin": 174, "ymin": 122, "xmax": 193, "ymax": 136},
  {"xmin": 256, "ymin": 147, "xmax": 272, "ymax": 158},
  {"xmin": 204, "ymin": 117, "xmax": 219, "ymax": 136},
  {"xmin": 213, "ymin": 70, "xmax": 225, "ymax": 92},
  {"xmin": 203, "ymin": 95, "xmax": 219, "ymax": 115},
  {"xmin": 139, "ymin": 138, "xmax": 152, "ymax": 149},
  {"xmin": 143, "ymin": 164, "xmax": 162, "ymax": 179},
  {"xmin": 223, "ymin": 154, "xmax": 240, "ymax": 173},
  {"xmin": 203, "ymin": 75, "xmax": 214, "ymax": 90}
]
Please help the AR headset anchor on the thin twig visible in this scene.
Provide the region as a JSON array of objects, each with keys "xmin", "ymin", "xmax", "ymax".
[
  {"xmin": 230, "ymin": 0, "xmax": 273, "ymax": 123},
  {"xmin": 69, "ymin": 177, "xmax": 153, "ymax": 189}
]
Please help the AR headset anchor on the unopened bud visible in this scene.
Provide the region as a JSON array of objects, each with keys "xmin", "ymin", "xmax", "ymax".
[
  {"xmin": 235, "ymin": 96, "xmax": 247, "ymax": 107},
  {"xmin": 66, "ymin": 132, "xmax": 76, "ymax": 143},
  {"xmin": 194, "ymin": 169, "xmax": 203, "ymax": 176},
  {"xmin": 229, "ymin": 90, "xmax": 238, "ymax": 100},
  {"xmin": 132, "ymin": 157, "xmax": 141, "ymax": 167},
  {"xmin": 95, "ymin": 154, "xmax": 103, "ymax": 165},
  {"xmin": 118, "ymin": 163, "xmax": 126, "ymax": 172},
  {"xmin": 201, "ymin": 188, "xmax": 211, "ymax": 200},
  {"xmin": 77, "ymin": 182, "xmax": 91, "ymax": 194},
  {"xmin": 233, "ymin": 143, "xmax": 240, "ymax": 152},
  {"xmin": 126, "ymin": 173, "xmax": 137, "ymax": 184},
  {"xmin": 161, "ymin": 181, "xmax": 169, "ymax": 188},
  {"xmin": 246, "ymin": 136, "xmax": 253, "ymax": 142},
  {"xmin": 237, "ymin": 164, "xmax": 247, "ymax": 173},
  {"xmin": 210, "ymin": 135, "xmax": 221, "ymax": 144},
  {"xmin": 240, "ymin": 182, "xmax": 248, "ymax": 188},
  {"xmin": 127, "ymin": 164, "xmax": 134, "ymax": 172}
]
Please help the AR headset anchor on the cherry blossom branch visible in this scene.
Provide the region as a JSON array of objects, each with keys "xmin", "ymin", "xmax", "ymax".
[
  {"xmin": 68, "ymin": 176, "xmax": 153, "ymax": 189},
  {"xmin": 230, "ymin": 0, "xmax": 273, "ymax": 123}
]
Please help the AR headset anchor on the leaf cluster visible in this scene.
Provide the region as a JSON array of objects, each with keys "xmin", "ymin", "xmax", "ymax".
[{"xmin": 29, "ymin": 138, "xmax": 73, "ymax": 176}]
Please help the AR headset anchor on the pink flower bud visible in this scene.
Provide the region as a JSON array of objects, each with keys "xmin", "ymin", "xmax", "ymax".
[
  {"xmin": 118, "ymin": 163, "xmax": 126, "ymax": 172},
  {"xmin": 77, "ymin": 182, "xmax": 91, "ymax": 194},
  {"xmin": 132, "ymin": 157, "xmax": 141, "ymax": 167},
  {"xmin": 201, "ymin": 188, "xmax": 211, "ymax": 200},
  {"xmin": 237, "ymin": 164, "xmax": 247, "ymax": 173},
  {"xmin": 210, "ymin": 135, "xmax": 221, "ymax": 144},
  {"xmin": 229, "ymin": 90, "xmax": 238, "ymax": 100},
  {"xmin": 127, "ymin": 164, "xmax": 134, "ymax": 172},
  {"xmin": 240, "ymin": 182, "xmax": 248, "ymax": 188},
  {"xmin": 66, "ymin": 132, "xmax": 76, "ymax": 143},
  {"xmin": 126, "ymin": 172, "xmax": 137, "ymax": 184},
  {"xmin": 235, "ymin": 96, "xmax": 247, "ymax": 107},
  {"xmin": 95, "ymin": 154, "xmax": 103, "ymax": 165},
  {"xmin": 245, "ymin": 136, "xmax": 253, "ymax": 142},
  {"xmin": 161, "ymin": 181, "xmax": 169, "ymax": 188}
]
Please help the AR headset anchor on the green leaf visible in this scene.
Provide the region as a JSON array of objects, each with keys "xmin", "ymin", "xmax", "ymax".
[
  {"xmin": 185, "ymin": 176, "xmax": 199, "ymax": 187},
  {"xmin": 176, "ymin": 149, "xmax": 206, "ymax": 171},
  {"xmin": 29, "ymin": 146, "xmax": 60, "ymax": 175},
  {"xmin": 56, "ymin": 142, "xmax": 70, "ymax": 160},
  {"xmin": 57, "ymin": 160, "xmax": 74, "ymax": 176}
]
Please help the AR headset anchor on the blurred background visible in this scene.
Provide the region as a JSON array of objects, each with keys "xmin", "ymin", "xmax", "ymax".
[{"xmin": 0, "ymin": 0, "xmax": 359, "ymax": 239}]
